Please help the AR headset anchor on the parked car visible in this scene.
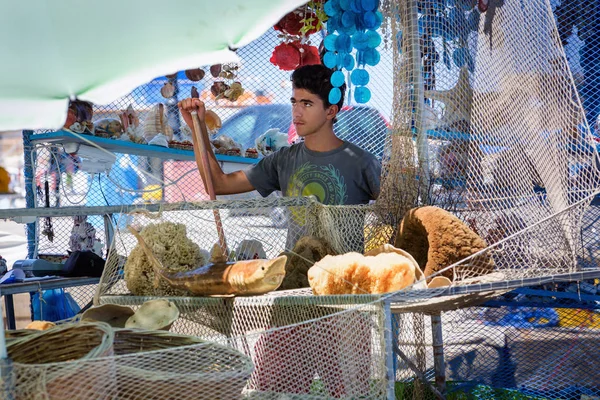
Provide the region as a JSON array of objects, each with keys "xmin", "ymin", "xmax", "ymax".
[
  {"xmin": 214, "ymin": 104, "xmax": 292, "ymax": 150},
  {"xmin": 215, "ymin": 104, "xmax": 390, "ymax": 158}
]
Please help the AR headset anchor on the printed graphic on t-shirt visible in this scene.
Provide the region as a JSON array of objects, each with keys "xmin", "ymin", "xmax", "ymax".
[
  {"xmin": 286, "ymin": 162, "xmax": 348, "ymax": 227},
  {"xmin": 286, "ymin": 162, "xmax": 348, "ymax": 205}
]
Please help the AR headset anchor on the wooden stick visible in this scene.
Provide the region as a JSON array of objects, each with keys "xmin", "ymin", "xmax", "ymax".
[
  {"xmin": 190, "ymin": 109, "xmax": 228, "ymax": 256},
  {"xmin": 392, "ymin": 340, "xmax": 445, "ymax": 400}
]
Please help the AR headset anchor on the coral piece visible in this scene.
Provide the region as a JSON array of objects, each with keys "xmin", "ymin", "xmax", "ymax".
[
  {"xmin": 274, "ymin": 9, "xmax": 319, "ymax": 36},
  {"xmin": 278, "ymin": 236, "xmax": 336, "ymax": 291},
  {"xmin": 395, "ymin": 206, "xmax": 493, "ymax": 281},
  {"xmin": 298, "ymin": 44, "xmax": 321, "ymax": 66},
  {"xmin": 307, "ymin": 245, "xmax": 420, "ymax": 295},
  {"xmin": 424, "ymin": 67, "xmax": 472, "ymax": 130},
  {"xmin": 269, "ymin": 42, "xmax": 321, "ymax": 71},
  {"xmin": 124, "ymin": 222, "xmax": 207, "ymax": 296},
  {"xmin": 270, "ymin": 42, "xmax": 301, "ymax": 71},
  {"xmin": 245, "ymin": 148, "xmax": 259, "ymax": 158},
  {"xmin": 119, "ymin": 104, "xmax": 141, "ymax": 135}
]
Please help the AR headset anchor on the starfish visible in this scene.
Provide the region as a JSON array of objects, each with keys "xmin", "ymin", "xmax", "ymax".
[{"xmin": 424, "ymin": 67, "xmax": 473, "ymax": 129}]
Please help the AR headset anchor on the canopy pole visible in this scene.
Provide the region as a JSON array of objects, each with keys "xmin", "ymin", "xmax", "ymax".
[
  {"xmin": 431, "ymin": 312, "xmax": 446, "ymax": 397},
  {"xmin": 403, "ymin": 0, "xmax": 430, "ymax": 203}
]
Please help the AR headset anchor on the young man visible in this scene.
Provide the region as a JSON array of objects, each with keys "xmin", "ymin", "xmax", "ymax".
[
  {"xmin": 179, "ymin": 64, "xmax": 378, "ymax": 396},
  {"xmin": 178, "ymin": 64, "xmax": 381, "ymax": 208}
]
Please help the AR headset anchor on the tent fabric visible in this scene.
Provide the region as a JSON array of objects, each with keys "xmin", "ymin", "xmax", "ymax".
[{"xmin": 0, "ymin": 0, "xmax": 307, "ymax": 131}]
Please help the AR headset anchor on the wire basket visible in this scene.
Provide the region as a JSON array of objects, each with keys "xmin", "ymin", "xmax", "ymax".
[
  {"xmin": 112, "ymin": 329, "xmax": 254, "ymax": 400},
  {"xmin": 6, "ymin": 322, "xmax": 115, "ymax": 400}
]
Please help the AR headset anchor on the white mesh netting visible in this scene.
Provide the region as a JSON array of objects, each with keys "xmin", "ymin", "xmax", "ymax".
[{"xmin": 6, "ymin": 0, "xmax": 600, "ymax": 399}]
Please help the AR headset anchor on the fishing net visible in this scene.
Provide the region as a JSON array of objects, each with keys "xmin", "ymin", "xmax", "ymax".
[{"xmin": 7, "ymin": 0, "xmax": 600, "ymax": 398}]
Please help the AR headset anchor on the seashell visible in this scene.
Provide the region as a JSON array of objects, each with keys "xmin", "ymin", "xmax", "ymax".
[
  {"xmin": 210, "ymin": 81, "xmax": 230, "ymax": 98},
  {"xmin": 95, "ymin": 118, "xmax": 124, "ymax": 135},
  {"xmin": 125, "ymin": 299, "xmax": 179, "ymax": 331},
  {"xmin": 205, "ymin": 110, "xmax": 222, "ymax": 132},
  {"xmin": 218, "ymin": 70, "xmax": 235, "ymax": 80},
  {"xmin": 143, "ymin": 103, "xmax": 173, "ymax": 141},
  {"xmin": 185, "ymin": 68, "xmax": 205, "ymax": 81},
  {"xmin": 210, "ymin": 64, "xmax": 222, "ymax": 78},
  {"xmin": 165, "ymin": 72, "xmax": 177, "ymax": 79},
  {"xmin": 161, "ymin": 82, "xmax": 175, "ymax": 98},
  {"xmin": 81, "ymin": 304, "xmax": 135, "ymax": 328},
  {"xmin": 223, "ymin": 82, "xmax": 244, "ymax": 102}
]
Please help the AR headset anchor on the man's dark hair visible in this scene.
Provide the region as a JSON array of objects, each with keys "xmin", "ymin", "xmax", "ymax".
[{"xmin": 291, "ymin": 64, "xmax": 346, "ymax": 121}]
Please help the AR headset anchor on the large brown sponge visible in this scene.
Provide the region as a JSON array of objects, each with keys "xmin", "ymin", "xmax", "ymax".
[{"xmin": 395, "ymin": 206, "xmax": 493, "ymax": 280}]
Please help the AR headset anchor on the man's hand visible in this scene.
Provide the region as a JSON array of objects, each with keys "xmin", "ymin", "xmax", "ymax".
[{"xmin": 178, "ymin": 98, "xmax": 206, "ymax": 131}]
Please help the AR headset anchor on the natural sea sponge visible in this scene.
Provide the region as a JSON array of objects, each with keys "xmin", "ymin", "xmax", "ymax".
[
  {"xmin": 395, "ymin": 206, "xmax": 493, "ymax": 280},
  {"xmin": 124, "ymin": 222, "xmax": 207, "ymax": 296},
  {"xmin": 278, "ymin": 236, "xmax": 336, "ymax": 290},
  {"xmin": 307, "ymin": 246, "xmax": 419, "ymax": 295},
  {"xmin": 25, "ymin": 321, "xmax": 55, "ymax": 330}
]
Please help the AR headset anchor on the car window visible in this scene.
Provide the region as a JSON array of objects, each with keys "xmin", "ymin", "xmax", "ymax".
[{"xmin": 218, "ymin": 113, "xmax": 257, "ymax": 149}]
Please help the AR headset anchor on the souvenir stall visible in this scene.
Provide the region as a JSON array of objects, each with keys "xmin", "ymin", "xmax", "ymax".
[{"xmin": 1, "ymin": 0, "xmax": 600, "ymax": 399}]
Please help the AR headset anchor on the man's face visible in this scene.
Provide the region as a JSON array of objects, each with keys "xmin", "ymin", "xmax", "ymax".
[{"xmin": 291, "ymin": 88, "xmax": 336, "ymax": 138}]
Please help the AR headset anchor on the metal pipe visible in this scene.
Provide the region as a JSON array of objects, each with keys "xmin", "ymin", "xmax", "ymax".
[
  {"xmin": 383, "ymin": 300, "xmax": 396, "ymax": 400},
  {"xmin": 22, "ymin": 130, "xmax": 37, "ymax": 258},
  {"xmin": 404, "ymin": 0, "xmax": 430, "ymax": 202},
  {"xmin": 431, "ymin": 312, "xmax": 447, "ymax": 396}
]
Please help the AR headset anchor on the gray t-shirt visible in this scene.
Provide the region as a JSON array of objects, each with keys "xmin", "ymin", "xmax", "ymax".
[
  {"xmin": 244, "ymin": 141, "xmax": 381, "ymax": 252},
  {"xmin": 244, "ymin": 141, "xmax": 381, "ymax": 205}
]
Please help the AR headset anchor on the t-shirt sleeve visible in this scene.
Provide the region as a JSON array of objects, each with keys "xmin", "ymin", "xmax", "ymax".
[
  {"xmin": 364, "ymin": 156, "xmax": 382, "ymax": 200},
  {"xmin": 243, "ymin": 152, "xmax": 281, "ymax": 197}
]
